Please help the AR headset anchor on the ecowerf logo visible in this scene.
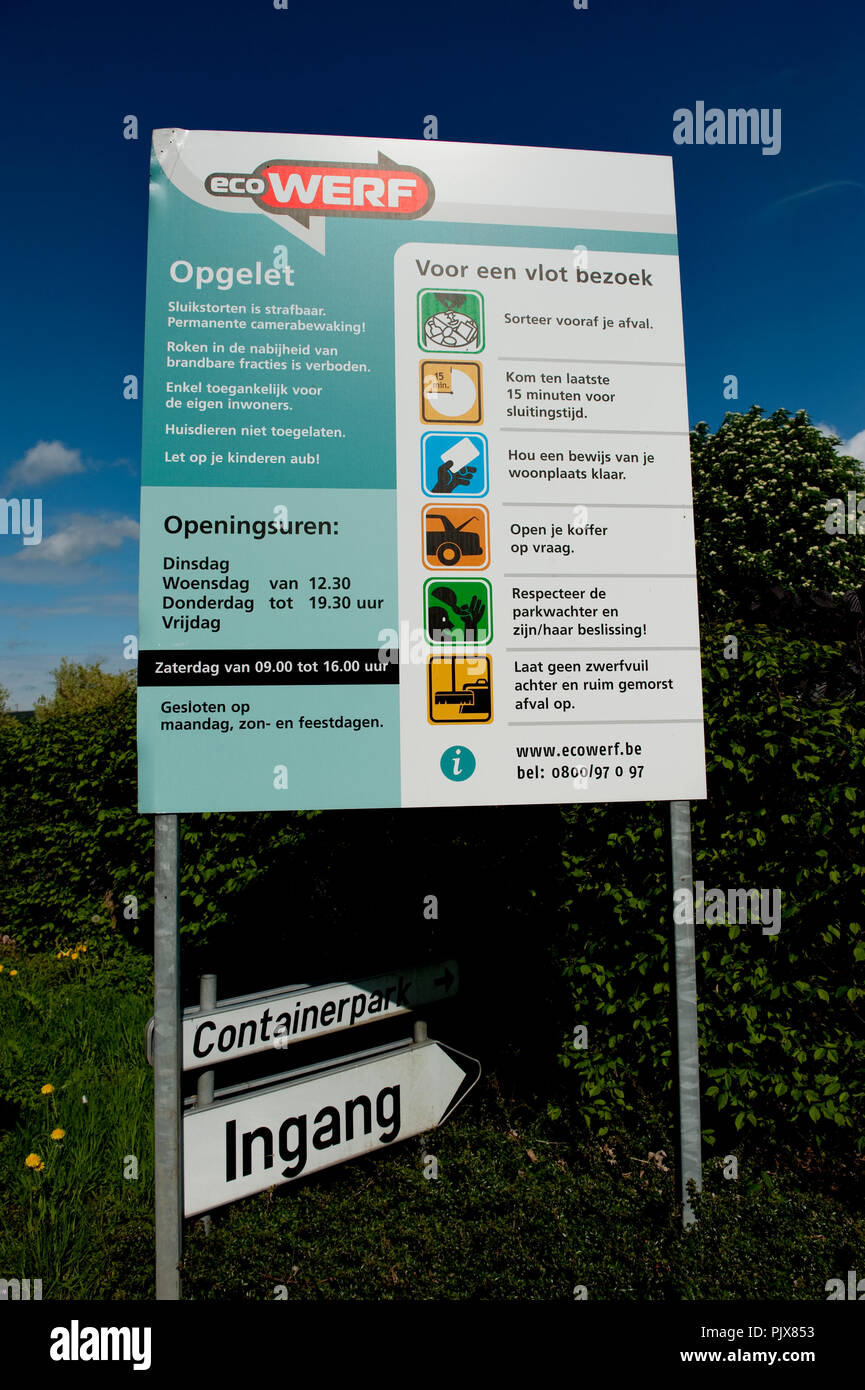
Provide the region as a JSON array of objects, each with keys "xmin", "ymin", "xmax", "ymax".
[
  {"xmin": 49, "ymin": 1320, "xmax": 151, "ymax": 1371},
  {"xmin": 205, "ymin": 153, "xmax": 434, "ymax": 225}
]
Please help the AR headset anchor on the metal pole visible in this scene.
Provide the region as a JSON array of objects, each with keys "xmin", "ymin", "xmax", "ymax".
[
  {"xmin": 413, "ymin": 1019, "xmax": 429, "ymax": 1168},
  {"xmin": 669, "ymin": 800, "xmax": 702, "ymax": 1226},
  {"xmin": 196, "ymin": 974, "xmax": 217, "ymax": 1108},
  {"xmin": 196, "ymin": 973, "xmax": 217, "ymax": 1236},
  {"xmin": 154, "ymin": 814, "xmax": 182, "ymax": 1298}
]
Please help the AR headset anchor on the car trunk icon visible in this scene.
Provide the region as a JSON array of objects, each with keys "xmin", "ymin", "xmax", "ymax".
[{"xmin": 425, "ymin": 513, "xmax": 483, "ymax": 566}]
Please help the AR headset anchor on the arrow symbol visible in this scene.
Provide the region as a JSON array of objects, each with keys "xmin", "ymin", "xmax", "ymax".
[
  {"xmin": 183, "ymin": 1037, "xmax": 480, "ymax": 1216},
  {"xmin": 435, "ymin": 966, "xmax": 455, "ymax": 993}
]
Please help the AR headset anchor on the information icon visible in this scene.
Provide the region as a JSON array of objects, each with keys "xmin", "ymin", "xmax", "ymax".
[{"xmin": 440, "ymin": 745, "xmax": 476, "ymax": 781}]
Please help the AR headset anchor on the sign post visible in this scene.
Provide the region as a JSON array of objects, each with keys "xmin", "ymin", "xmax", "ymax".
[
  {"xmin": 145, "ymin": 962, "xmax": 459, "ymax": 1068},
  {"xmin": 179, "ymin": 961, "xmax": 459, "ymax": 1068},
  {"xmin": 194, "ymin": 972, "xmax": 218, "ymax": 1236},
  {"xmin": 669, "ymin": 799, "xmax": 702, "ymax": 1225},
  {"xmin": 153, "ymin": 813, "xmax": 182, "ymax": 1299},
  {"xmin": 137, "ymin": 128, "xmax": 706, "ymax": 814},
  {"xmin": 137, "ymin": 128, "xmax": 710, "ymax": 1290},
  {"xmin": 183, "ymin": 1035, "xmax": 480, "ymax": 1217}
]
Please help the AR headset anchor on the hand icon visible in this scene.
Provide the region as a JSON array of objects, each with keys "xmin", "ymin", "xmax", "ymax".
[
  {"xmin": 432, "ymin": 460, "xmax": 477, "ymax": 494},
  {"xmin": 452, "ymin": 595, "xmax": 486, "ymax": 641}
]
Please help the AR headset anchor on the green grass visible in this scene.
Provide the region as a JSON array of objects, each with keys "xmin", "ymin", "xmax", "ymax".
[
  {"xmin": 1, "ymin": 946, "xmax": 862, "ymax": 1300},
  {"xmin": 0, "ymin": 944, "xmax": 154, "ymax": 1298},
  {"xmin": 178, "ymin": 1102, "xmax": 865, "ymax": 1301}
]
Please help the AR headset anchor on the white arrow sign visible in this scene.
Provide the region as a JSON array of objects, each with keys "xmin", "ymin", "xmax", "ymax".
[
  {"xmin": 178, "ymin": 961, "xmax": 458, "ymax": 1070},
  {"xmin": 183, "ymin": 1036, "xmax": 480, "ymax": 1216}
]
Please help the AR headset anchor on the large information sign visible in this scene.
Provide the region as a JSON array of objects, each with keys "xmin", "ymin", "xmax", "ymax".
[{"xmin": 138, "ymin": 128, "xmax": 706, "ymax": 811}]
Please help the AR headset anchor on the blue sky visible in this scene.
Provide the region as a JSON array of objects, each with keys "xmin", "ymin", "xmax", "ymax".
[{"xmin": 1, "ymin": 0, "xmax": 862, "ymax": 707}]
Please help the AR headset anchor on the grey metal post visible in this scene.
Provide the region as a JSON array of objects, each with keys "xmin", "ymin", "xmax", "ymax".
[
  {"xmin": 413, "ymin": 1019, "xmax": 429, "ymax": 1165},
  {"xmin": 196, "ymin": 973, "xmax": 217, "ymax": 1236},
  {"xmin": 154, "ymin": 814, "xmax": 182, "ymax": 1299},
  {"xmin": 196, "ymin": 974, "xmax": 217, "ymax": 1108},
  {"xmin": 669, "ymin": 800, "xmax": 702, "ymax": 1226}
]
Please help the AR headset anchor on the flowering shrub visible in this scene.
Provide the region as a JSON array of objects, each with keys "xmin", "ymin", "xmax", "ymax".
[{"xmin": 690, "ymin": 406, "xmax": 865, "ymax": 616}]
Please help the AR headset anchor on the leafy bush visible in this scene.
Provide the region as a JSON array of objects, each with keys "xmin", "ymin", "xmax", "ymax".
[
  {"xmin": 690, "ymin": 406, "xmax": 865, "ymax": 616},
  {"xmin": 1, "ymin": 406, "xmax": 862, "ymax": 1166},
  {"xmin": 33, "ymin": 658, "xmax": 136, "ymax": 721},
  {"xmin": 177, "ymin": 1092, "xmax": 864, "ymax": 1301},
  {"xmin": 551, "ymin": 408, "xmax": 864, "ymax": 1154},
  {"xmin": 555, "ymin": 625, "xmax": 864, "ymax": 1154},
  {"xmin": 0, "ymin": 688, "xmax": 312, "ymax": 955}
]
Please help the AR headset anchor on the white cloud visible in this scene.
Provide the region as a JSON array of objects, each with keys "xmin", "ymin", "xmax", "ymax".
[
  {"xmin": 0, "ymin": 514, "xmax": 140, "ymax": 583},
  {"xmin": 839, "ymin": 429, "xmax": 865, "ymax": 464},
  {"xmin": 814, "ymin": 422, "xmax": 865, "ymax": 465},
  {"xmin": 23, "ymin": 514, "xmax": 139, "ymax": 565},
  {"xmin": 5, "ymin": 440, "xmax": 86, "ymax": 487}
]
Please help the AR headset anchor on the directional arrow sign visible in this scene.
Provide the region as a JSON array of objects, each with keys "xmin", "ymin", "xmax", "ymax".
[
  {"xmin": 177, "ymin": 960, "xmax": 458, "ymax": 1070},
  {"xmin": 183, "ymin": 1036, "xmax": 480, "ymax": 1216}
]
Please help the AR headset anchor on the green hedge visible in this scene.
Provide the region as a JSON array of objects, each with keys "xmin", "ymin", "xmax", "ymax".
[
  {"xmin": 555, "ymin": 620, "xmax": 864, "ymax": 1154},
  {"xmin": 0, "ymin": 690, "xmax": 312, "ymax": 954},
  {"xmin": 1, "ymin": 624, "xmax": 860, "ymax": 1158}
]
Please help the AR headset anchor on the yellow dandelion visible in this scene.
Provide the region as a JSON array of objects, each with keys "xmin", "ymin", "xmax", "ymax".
[
  {"xmin": 71, "ymin": 953, "xmax": 79, "ymax": 961},
  {"xmin": 9, "ymin": 970, "xmax": 17, "ymax": 977},
  {"xmin": 25, "ymin": 1153, "xmax": 44, "ymax": 1170},
  {"xmin": 50, "ymin": 1128, "xmax": 65, "ymax": 1141},
  {"xmin": 40, "ymin": 1083, "xmax": 54, "ymax": 1095},
  {"xmin": 0, "ymin": 964, "xmax": 4, "ymax": 972},
  {"xmin": 56, "ymin": 953, "xmax": 62, "ymax": 959},
  {"xmin": 81, "ymin": 945, "xmax": 87, "ymax": 952}
]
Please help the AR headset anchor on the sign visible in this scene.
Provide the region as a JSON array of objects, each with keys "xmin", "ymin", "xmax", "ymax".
[
  {"xmin": 177, "ymin": 961, "xmax": 458, "ymax": 1069},
  {"xmin": 183, "ymin": 1036, "xmax": 480, "ymax": 1215},
  {"xmin": 138, "ymin": 128, "xmax": 706, "ymax": 811}
]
